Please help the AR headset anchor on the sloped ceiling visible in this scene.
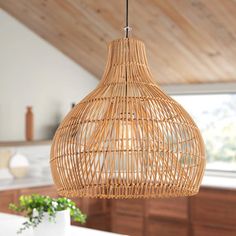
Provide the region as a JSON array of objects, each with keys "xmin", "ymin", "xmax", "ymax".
[{"xmin": 1, "ymin": 0, "xmax": 236, "ymax": 84}]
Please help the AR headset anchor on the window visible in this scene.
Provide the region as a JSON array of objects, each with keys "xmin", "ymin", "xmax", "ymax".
[{"xmin": 172, "ymin": 94, "xmax": 236, "ymax": 173}]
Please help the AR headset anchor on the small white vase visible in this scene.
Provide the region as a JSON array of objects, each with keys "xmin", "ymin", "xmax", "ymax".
[{"xmin": 33, "ymin": 209, "xmax": 70, "ymax": 236}]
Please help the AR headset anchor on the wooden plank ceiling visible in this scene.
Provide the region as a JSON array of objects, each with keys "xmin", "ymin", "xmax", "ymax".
[{"xmin": 1, "ymin": 0, "xmax": 236, "ymax": 85}]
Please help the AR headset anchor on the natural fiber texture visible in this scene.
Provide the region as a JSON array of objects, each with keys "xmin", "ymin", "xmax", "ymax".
[{"xmin": 50, "ymin": 38, "xmax": 205, "ymax": 199}]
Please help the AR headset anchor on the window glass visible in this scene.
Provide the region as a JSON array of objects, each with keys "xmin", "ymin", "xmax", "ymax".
[{"xmin": 173, "ymin": 94, "xmax": 236, "ymax": 172}]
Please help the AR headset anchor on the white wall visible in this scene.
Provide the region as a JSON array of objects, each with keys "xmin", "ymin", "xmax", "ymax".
[{"xmin": 0, "ymin": 9, "xmax": 98, "ymax": 141}]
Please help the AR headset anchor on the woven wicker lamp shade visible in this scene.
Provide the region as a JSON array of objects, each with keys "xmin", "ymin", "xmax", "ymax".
[{"xmin": 50, "ymin": 38, "xmax": 205, "ymax": 199}]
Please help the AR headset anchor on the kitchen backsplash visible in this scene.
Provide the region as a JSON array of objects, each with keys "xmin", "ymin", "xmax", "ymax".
[{"xmin": 0, "ymin": 144, "xmax": 51, "ymax": 181}]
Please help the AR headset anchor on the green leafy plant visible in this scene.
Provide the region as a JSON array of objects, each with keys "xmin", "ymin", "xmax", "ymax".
[{"xmin": 9, "ymin": 194, "xmax": 86, "ymax": 234}]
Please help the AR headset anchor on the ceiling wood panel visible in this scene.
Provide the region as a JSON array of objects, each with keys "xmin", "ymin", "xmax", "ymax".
[{"xmin": 1, "ymin": 0, "xmax": 236, "ymax": 85}]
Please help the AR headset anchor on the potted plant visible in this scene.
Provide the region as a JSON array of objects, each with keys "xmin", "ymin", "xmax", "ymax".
[{"xmin": 9, "ymin": 194, "xmax": 86, "ymax": 235}]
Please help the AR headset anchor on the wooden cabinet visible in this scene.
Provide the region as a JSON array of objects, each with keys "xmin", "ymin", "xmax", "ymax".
[
  {"xmin": 0, "ymin": 190, "xmax": 18, "ymax": 214},
  {"xmin": 111, "ymin": 198, "xmax": 189, "ymax": 236},
  {"xmin": 190, "ymin": 188, "xmax": 236, "ymax": 228},
  {"xmin": 113, "ymin": 199, "xmax": 144, "ymax": 216},
  {"xmin": 83, "ymin": 198, "xmax": 110, "ymax": 216},
  {"xmin": 192, "ymin": 225, "xmax": 236, "ymax": 236},
  {"xmin": 146, "ymin": 219, "xmax": 189, "ymax": 236},
  {"xmin": 111, "ymin": 187, "xmax": 236, "ymax": 236},
  {"xmin": 146, "ymin": 197, "xmax": 188, "ymax": 220},
  {"xmin": 71, "ymin": 197, "xmax": 111, "ymax": 232},
  {"xmin": 145, "ymin": 198, "xmax": 189, "ymax": 236},
  {"xmin": 86, "ymin": 214, "xmax": 111, "ymax": 232},
  {"xmin": 190, "ymin": 188, "xmax": 236, "ymax": 236},
  {"xmin": 111, "ymin": 199, "xmax": 144, "ymax": 236},
  {"xmin": 1, "ymin": 185, "xmax": 236, "ymax": 236},
  {"xmin": 112, "ymin": 214, "xmax": 143, "ymax": 236}
]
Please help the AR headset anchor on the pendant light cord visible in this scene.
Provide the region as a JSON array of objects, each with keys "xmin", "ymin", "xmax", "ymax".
[
  {"xmin": 124, "ymin": 0, "xmax": 129, "ymax": 129},
  {"xmin": 125, "ymin": 0, "xmax": 129, "ymax": 38},
  {"xmin": 124, "ymin": 0, "xmax": 131, "ymax": 38}
]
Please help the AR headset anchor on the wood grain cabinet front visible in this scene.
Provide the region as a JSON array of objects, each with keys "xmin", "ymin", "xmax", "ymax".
[
  {"xmin": 71, "ymin": 198, "xmax": 111, "ymax": 231},
  {"xmin": 85, "ymin": 213, "xmax": 111, "ymax": 232},
  {"xmin": 111, "ymin": 199, "xmax": 144, "ymax": 235},
  {"xmin": 0, "ymin": 190, "xmax": 18, "ymax": 214},
  {"xmin": 146, "ymin": 197, "xmax": 188, "ymax": 220},
  {"xmin": 190, "ymin": 188, "xmax": 236, "ymax": 228},
  {"xmin": 84, "ymin": 198, "xmax": 110, "ymax": 216},
  {"xmin": 112, "ymin": 214, "xmax": 143, "ymax": 236},
  {"xmin": 146, "ymin": 218, "xmax": 189, "ymax": 236},
  {"xmin": 192, "ymin": 225, "xmax": 236, "ymax": 236},
  {"xmin": 113, "ymin": 199, "xmax": 144, "ymax": 216},
  {"xmin": 2, "ymin": 185, "xmax": 236, "ymax": 236}
]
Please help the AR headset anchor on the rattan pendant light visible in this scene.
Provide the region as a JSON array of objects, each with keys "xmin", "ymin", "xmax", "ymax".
[{"xmin": 50, "ymin": 0, "xmax": 205, "ymax": 199}]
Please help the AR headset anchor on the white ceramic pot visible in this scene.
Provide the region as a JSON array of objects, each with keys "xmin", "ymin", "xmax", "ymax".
[{"xmin": 33, "ymin": 209, "xmax": 70, "ymax": 236}]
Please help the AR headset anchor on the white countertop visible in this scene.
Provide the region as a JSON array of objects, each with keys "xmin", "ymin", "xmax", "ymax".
[
  {"xmin": 0, "ymin": 174, "xmax": 236, "ymax": 192},
  {"xmin": 0, "ymin": 213, "xmax": 124, "ymax": 236},
  {"xmin": 0, "ymin": 177, "xmax": 53, "ymax": 191},
  {"xmin": 201, "ymin": 174, "xmax": 236, "ymax": 189}
]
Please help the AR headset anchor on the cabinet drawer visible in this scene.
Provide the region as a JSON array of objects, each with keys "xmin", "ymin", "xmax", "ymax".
[
  {"xmin": 146, "ymin": 219, "xmax": 189, "ymax": 236},
  {"xmin": 146, "ymin": 197, "xmax": 188, "ymax": 220},
  {"xmin": 85, "ymin": 198, "xmax": 110, "ymax": 215},
  {"xmin": 113, "ymin": 199, "xmax": 144, "ymax": 216},
  {"xmin": 193, "ymin": 225, "xmax": 236, "ymax": 236},
  {"xmin": 112, "ymin": 214, "xmax": 143, "ymax": 236},
  {"xmin": 190, "ymin": 188, "xmax": 236, "ymax": 227},
  {"xmin": 0, "ymin": 190, "xmax": 18, "ymax": 214},
  {"xmin": 86, "ymin": 213, "xmax": 111, "ymax": 232}
]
